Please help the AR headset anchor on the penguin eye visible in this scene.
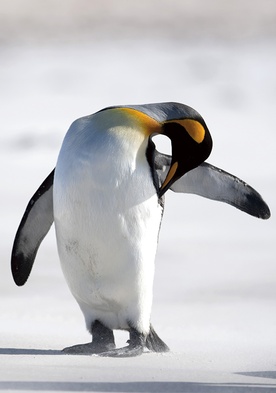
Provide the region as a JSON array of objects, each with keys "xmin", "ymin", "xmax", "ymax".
[{"xmin": 152, "ymin": 134, "xmax": 172, "ymax": 156}]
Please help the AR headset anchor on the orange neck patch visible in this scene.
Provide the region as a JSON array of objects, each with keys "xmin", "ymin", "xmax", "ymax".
[{"xmin": 117, "ymin": 107, "xmax": 161, "ymax": 136}]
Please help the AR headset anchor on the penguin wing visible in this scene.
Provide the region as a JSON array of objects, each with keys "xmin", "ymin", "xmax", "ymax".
[
  {"xmin": 155, "ymin": 152, "xmax": 270, "ymax": 219},
  {"xmin": 11, "ymin": 169, "xmax": 55, "ymax": 286}
]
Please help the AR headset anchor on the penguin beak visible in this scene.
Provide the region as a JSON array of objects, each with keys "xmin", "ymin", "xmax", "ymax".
[{"xmin": 158, "ymin": 119, "xmax": 213, "ymax": 198}]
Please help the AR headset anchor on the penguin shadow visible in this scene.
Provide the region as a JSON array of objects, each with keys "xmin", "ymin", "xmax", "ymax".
[
  {"xmin": 235, "ymin": 371, "xmax": 276, "ymax": 380},
  {"xmin": 0, "ymin": 347, "xmax": 61, "ymax": 355}
]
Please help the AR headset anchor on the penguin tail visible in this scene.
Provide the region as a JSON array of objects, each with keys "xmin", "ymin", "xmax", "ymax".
[{"xmin": 146, "ymin": 325, "xmax": 170, "ymax": 353}]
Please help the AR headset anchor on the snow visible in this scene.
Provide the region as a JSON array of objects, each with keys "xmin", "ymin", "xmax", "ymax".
[{"xmin": 0, "ymin": 1, "xmax": 276, "ymax": 391}]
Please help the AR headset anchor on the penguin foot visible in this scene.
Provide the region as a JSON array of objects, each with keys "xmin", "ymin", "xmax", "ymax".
[
  {"xmin": 98, "ymin": 326, "xmax": 145, "ymax": 357},
  {"xmin": 62, "ymin": 341, "xmax": 116, "ymax": 355},
  {"xmin": 63, "ymin": 320, "xmax": 116, "ymax": 355},
  {"xmin": 98, "ymin": 344, "xmax": 144, "ymax": 358},
  {"xmin": 62, "ymin": 323, "xmax": 169, "ymax": 357}
]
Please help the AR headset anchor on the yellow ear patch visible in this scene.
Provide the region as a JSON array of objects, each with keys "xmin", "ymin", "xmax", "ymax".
[
  {"xmin": 160, "ymin": 161, "xmax": 178, "ymax": 191},
  {"xmin": 118, "ymin": 107, "xmax": 161, "ymax": 136},
  {"xmin": 167, "ymin": 119, "xmax": 205, "ymax": 143}
]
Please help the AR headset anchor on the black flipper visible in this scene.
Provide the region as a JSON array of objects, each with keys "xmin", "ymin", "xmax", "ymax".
[
  {"xmin": 11, "ymin": 169, "xmax": 55, "ymax": 286},
  {"xmin": 155, "ymin": 152, "xmax": 270, "ymax": 219}
]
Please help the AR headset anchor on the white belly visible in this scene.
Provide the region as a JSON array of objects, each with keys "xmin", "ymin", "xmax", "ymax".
[{"xmin": 53, "ymin": 120, "xmax": 162, "ymax": 333}]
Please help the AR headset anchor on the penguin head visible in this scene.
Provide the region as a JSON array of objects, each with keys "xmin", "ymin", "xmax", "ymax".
[
  {"xmin": 157, "ymin": 103, "xmax": 212, "ymax": 196},
  {"xmin": 100, "ymin": 102, "xmax": 212, "ymax": 197}
]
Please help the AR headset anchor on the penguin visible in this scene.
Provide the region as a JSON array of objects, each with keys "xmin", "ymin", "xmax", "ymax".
[{"xmin": 11, "ymin": 102, "xmax": 270, "ymax": 357}]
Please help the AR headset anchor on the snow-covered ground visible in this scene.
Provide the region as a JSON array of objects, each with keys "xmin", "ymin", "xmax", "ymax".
[{"xmin": 0, "ymin": 1, "xmax": 276, "ymax": 391}]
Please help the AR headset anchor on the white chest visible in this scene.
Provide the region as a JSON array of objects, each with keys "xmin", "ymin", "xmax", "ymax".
[{"xmin": 53, "ymin": 116, "xmax": 163, "ymax": 331}]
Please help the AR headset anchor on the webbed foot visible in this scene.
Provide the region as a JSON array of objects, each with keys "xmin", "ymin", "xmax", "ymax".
[
  {"xmin": 98, "ymin": 327, "xmax": 145, "ymax": 358},
  {"xmin": 98, "ymin": 344, "xmax": 143, "ymax": 357},
  {"xmin": 62, "ymin": 320, "xmax": 115, "ymax": 355},
  {"xmin": 62, "ymin": 341, "xmax": 115, "ymax": 355}
]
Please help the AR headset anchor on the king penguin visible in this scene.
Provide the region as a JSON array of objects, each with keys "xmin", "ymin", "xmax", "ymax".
[{"xmin": 11, "ymin": 102, "xmax": 270, "ymax": 357}]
